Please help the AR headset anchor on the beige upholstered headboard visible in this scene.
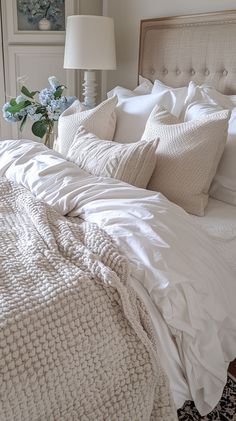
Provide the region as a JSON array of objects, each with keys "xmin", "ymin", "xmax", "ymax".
[{"xmin": 139, "ymin": 10, "xmax": 236, "ymax": 94}]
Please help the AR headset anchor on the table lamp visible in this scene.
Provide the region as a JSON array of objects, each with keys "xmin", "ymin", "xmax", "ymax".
[{"xmin": 64, "ymin": 15, "xmax": 116, "ymax": 108}]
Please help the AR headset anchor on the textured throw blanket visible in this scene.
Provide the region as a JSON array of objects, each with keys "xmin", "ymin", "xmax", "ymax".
[{"xmin": 0, "ymin": 178, "xmax": 176, "ymax": 421}]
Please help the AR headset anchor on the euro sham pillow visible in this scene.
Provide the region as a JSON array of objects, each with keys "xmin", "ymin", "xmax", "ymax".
[
  {"xmin": 183, "ymin": 82, "xmax": 236, "ymax": 206},
  {"xmin": 191, "ymin": 82, "xmax": 236, "ymax": 110},
  {"xmin": 55, "ymin": 96, "xmax": 117, "ymax": 157},
  {"xmin": 107, "ymin": 76, "xmax": 153, "ymax": 98},
  {"xmin": 141, "ymin": 105, "xmax": 230, "ymax": 216},
  {"xmin": 134, "ymin": 75, "xmax": 154, "ymax": 94},
  {"xmin": 152, "ymin": 79, "xmax": 188, "ymax": 105},
  {"xmin": 66, "ymin": 126, "xmax": 158, "ymax": 189},
  {"xmin": 111, "ymin": 87, "xmax": 188, "ymax": 143},
  {"xmin": 210, "ymin": 107, "xmax": 236, "ymax": 206},
  {"xmin": 182, "ymin": 81, "xmax": 235, "ymax": 117}
]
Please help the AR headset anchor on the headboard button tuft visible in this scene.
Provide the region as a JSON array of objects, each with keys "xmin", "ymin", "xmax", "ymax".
[
  {"xmin": 176, "ymin": 69, "xmax": 181, "ymax": 75},
  {"xmin": 223, "ymin": 70, "xmax": 228, "ymax": 76},
  {"xmin": 163, "ymin": 68, "xmax": 168, "ymax": 75},
  {"xmin": 205, "ymin": 69, "xmax": 210, "ymax": 76},
  {"xmin": 191, "ymin": 69, "xmax": 195, "ymax": 75},
  {"xmin": 150, "ymin": 68, "xmax": 155, "ymax": 75}
]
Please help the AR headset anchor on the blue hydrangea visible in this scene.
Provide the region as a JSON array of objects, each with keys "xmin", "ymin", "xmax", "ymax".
[
  {"xmin": 2, "ymin": 75, "xmax": 77, "ymax": 141},
  {"xmin": 24, "ymin": 104, "xmax": 39, "ymax": 120},
  {"xmin": 16, "ymin": 94, "xmax": 27, "ymax": 104},
  {"xmin": 2, "ymin": 102, "xmax": 20, "ymax": 123},
  {"xmin": 2, "ymin": 102, "xmax": 10, "ymax": 113},
  {"xmin": 48, "ymin": 76, "xmax": 60, "ymax": 91},
  {"xmin": 18, "ymin": 108, "xmax": 28, "ymax": 118},
  {"xmin": 65, "ymin": 96, "xmax": 77, "ymax": 107},
  {"xmin": 31, "ymin": 112, "xmax": 43, "ymax": 122},
  {"xmin": 47, "ymin": 99, "xmax": 61, "ymax": 112},
  {"xmin": 47, "ymin": 110, "xmax": 60, "ymax": 121},
  {"xmin": 39, "ymin": 88, "xmax": 54, "ymax": 106},
  {"xmin": 3, "ymin": 112, "xmax": 18, "ymax": 123},
  {"xmin": 46, "ymin": 95, "xmax": 74, "ymax": 115}
]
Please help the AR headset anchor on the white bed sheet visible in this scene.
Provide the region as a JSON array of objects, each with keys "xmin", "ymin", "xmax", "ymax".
[
  {"xmin": 0, "ymin": 139, "xmax": 236, "ymax": 416},
  {"xmin": 191, "ymin": 198, "xmax": 236, "ymax": 274}
]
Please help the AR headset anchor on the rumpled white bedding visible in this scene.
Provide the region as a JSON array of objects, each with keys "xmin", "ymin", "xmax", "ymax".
[
  {"xmin": 191, "ymin": 198, "xmax": 236, "ymax": 274},
  {"xmin": 0, "ymin": 139, "xmax": 236, "ymax": 416}
]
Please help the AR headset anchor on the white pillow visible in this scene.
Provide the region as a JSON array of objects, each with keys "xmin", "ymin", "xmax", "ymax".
[
  {"xmin": 210, "ymin": 107, "xmax": 236, "ymax": 205},
  {"xmin": 134, "ymin": 75, "xmax": 153, "ymax": 94},
  {"xmin": 152, "ymin": 80, "xmax": 188, "ymax": 111},
  {"xmin": 107, "ymin": 86, "xmax": 138, "ymax": 99},
  {"xmin": 183, "ymin": 81, "xmax": 235, "ymax": 111},
  {"xmin": 197, "ymin": 83, "xmax": 236, "ymax": 110},
  {"xmin": 66, "ymin": 126, "xmax": 158, "ymax": 188},
  {"xmin": 182, "ymin": 83, "xmax": 223, "ymax": 121},
  {"xmin": 141, "ymin": 105, "xmax": 230, "ymax": 216},
  {"xmin": 112, "ymin": 88, "xmax": 188, "ymax": 143},
  {"xmin": 183, "ymin": 82, "xmax": 236, "ymax": 206},
  {"xmin": 55, "ymin": 96, "xmax": 117, "ymax": 157},
  {"xmin": 107, "ymin": 75, "xmax": 153, "ymax": 99}
]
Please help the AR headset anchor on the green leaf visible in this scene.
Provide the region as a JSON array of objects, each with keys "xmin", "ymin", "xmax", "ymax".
[
  {"xmin": 54, "ymin": 87, "xmax": 64, "ymax": 99},
  {"xmin": 19, "ymin": 115, "xmax": 27, "ymax": 132},
  {"xmin": 6, "ymin": 100, "xmax": 31, "ymax": 113},
  {"xmin": 21, "ymin": 86, "xmax": 34, "ymax": 98},
  {"xmin": 10, "ymin": 98, "xmax": 17, "ymax": 106},
  {"xmin": 36, "ymin": 106, "xmax": 46, "ymax": 114},
  {"xmin": 30, "ymin": 90, "xmax": 39, "ymax": 97},
  {"xmin": 32, "ymin": 120, "xmax": 48, "ymax": 138}
]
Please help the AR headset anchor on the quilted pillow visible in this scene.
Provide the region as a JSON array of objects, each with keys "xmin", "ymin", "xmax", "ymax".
[
  {"xmin": 66, "ymin": 126, "xmax": 158, "ymax": 188},
  {"xmin": 55, "ymin": 96, "xmax": 117, "ymax": 157},
  {"xmin": 182, "ymin": 82, "xmax": 236, "ymax": 207},
  {"xmin": 141, "ymin": 105, "xmax": 230, "ymax": 216}
]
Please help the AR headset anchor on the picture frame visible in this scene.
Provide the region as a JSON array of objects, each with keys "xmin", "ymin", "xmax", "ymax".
[{"xmin": 4, "ymin": 0, "xmax": 75, "ymax": 44}]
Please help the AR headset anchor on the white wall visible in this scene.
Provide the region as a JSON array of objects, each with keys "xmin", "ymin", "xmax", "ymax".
[
  {"xmin": 105, "ymin": 0, "xmax": 236, "ymax": 91},
  {"xmin": 79, "ymin": 0, "xmax": 102, "ymax": 15}
]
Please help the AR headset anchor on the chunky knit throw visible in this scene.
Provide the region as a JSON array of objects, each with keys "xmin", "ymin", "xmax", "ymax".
[{"xmin": 0, "ymin": 178, "xmax": 177, "ymax": 421}]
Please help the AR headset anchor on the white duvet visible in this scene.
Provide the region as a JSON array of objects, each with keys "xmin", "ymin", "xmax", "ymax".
[{"xmin": 0, "ymin": 139, "xmax": 236, "ymax": 416}]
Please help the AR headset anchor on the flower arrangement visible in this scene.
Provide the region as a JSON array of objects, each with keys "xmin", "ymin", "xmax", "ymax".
[
  {"xmin": 2, "ymin": 76, "xmax": 76, "ymax": 145},
  {"xmin": 17, "ymin": 0, "xmax": 64, "ymax": 28}
]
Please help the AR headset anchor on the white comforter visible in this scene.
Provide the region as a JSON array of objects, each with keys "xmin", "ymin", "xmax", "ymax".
[{"xmin": 0, "ymin": 139, "xmax": 236, "ymax": 416}]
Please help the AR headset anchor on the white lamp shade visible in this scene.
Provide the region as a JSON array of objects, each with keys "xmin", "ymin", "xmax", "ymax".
[{"xmin": 64, "ymin": 15, "xmax": 116, "ymax": 70}]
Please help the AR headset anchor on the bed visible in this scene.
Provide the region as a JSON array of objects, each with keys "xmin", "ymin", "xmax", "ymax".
[
  {"xmin": 0, "ymin": 9, "xmax": 236, "ymax": 421},
  {"xmin": 138, "ymin": 9, "xmax": 236, "ymax": 413}
]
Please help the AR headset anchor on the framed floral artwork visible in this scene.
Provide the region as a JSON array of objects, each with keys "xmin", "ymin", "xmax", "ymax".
[
  {"xmin": 17, "ymin": 0, "xmax": 66, "ymax": 31},
  {"xmin": 4, "ymin": 0, "xmax": 76, "ymax": 44}
]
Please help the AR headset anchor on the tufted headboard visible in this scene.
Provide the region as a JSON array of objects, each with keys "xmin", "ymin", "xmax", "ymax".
[{"xmin": 138, "ymin": 10, "xmax": 236, "ymax": 94}]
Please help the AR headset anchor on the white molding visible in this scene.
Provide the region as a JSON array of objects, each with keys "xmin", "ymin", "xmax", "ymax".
[
  {"xmin": 102, "ymin": 0, "xmax": 109, "ymax": 16},
  {"xmin": 0, "ymin": 4, "xmax": 11, "ymax": 139},
  {"xmin": 4, "ymin": 0, "xmax": 75, "ymax": 45},
  {"xmin": 7, "ymin": 45, "xmax": 76, "ymax": 139},
  {"xmin": 75, "ymin": 0, "xmax": 80, "ymax": 14}
]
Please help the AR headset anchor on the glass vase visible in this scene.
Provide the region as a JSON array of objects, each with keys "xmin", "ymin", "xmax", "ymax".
[{"xmin": 43, "ymin": 125, "xmax": 54, "ymax": 148}]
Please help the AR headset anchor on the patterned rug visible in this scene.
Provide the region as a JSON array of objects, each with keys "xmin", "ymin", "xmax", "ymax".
[{"xmin": 177, "ymin": 375, "xmax": 236, "ymax": 420}]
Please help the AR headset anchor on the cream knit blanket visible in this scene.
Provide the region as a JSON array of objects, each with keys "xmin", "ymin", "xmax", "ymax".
[{"xmin": 0, "ymin": 178, "xmax": 177, "ymax": 421}]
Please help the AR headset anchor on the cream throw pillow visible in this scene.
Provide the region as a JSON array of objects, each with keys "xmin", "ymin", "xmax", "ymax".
[
  {"xmin": 141, "ymin": 106, "xmax": 230, "ymax": 216},
  {"xmin": 55, "ymin": 96, "xmax": 117, "ymax": 157},
  {"xmin": 66, "ymin": 126, "xmax": 158, "ymax": 189}
]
